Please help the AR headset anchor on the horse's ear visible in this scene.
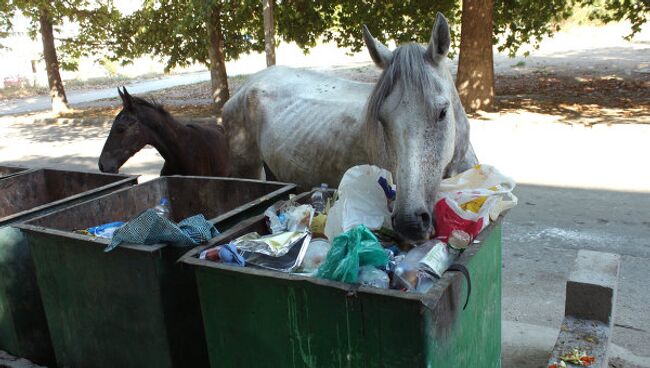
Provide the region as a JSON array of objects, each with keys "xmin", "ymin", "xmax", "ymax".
[
  {"xmin": 362, "ymin": 25, "xmax": 392, "ymax": 69},
  {"xmin": 119, "ymin": 86, "xmax": 133, "ymax": 110},
  {"xmin": 427, "ymin": 12, "xmax": 451, "ymax": 62}
]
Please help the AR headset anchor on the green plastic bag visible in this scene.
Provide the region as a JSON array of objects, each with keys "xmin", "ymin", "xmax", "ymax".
[{"xmin": 316, "ymin": 224, "xmax": 389, "ymax": 283}]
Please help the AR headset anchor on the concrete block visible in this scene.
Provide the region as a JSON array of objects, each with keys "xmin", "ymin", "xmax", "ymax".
[
  {"xmin": 565, "ymin": 250, "xmax": 620, "ymax": 324},
  {"xmin": 547, "ymin": 316, "xmax": 610, "ymax": 368},
  {"xmin": 547, "ymin": 250, "xmax": 621, "ymax": 368}
]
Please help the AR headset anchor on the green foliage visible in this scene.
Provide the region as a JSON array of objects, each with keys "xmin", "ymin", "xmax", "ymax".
[
  {"xmin": 57, "ymin": 3, "xmax": 122, "ymax": 70},
  {"xmin": 112, "ymin": 0, "xmax": 266, "ymax": 70},
  {"xmin": 116, "ymin": 0, "xmax": 264, "ymax": 70},
  {"xmin": 275, "ymin": 0, "xmax": 336, "ymax": 50},
  {"xmin": 319, "ymin": 0, "xmax": 578, "ymax": 58},
  {"xmin": 110, "ymin": 0, "xmax": 339, "ymax": 72},
  {"xmin": 0, "ymin": 0, "xmax": 14, "ymax": 47},
  {"xmin": 0, "ymin": 0, "xmax": 121, "ymax": 70},
  {"xmin": 99, "ymin": 56, "xmax": 119, "ymax": 76},
  {"xmin": 494, "ymin": 0, "xmax": 574, "ymax": 57},
  {"xmin": 584, "ymin": 0, "xmax": 649, "ymax": 39},
  {"xmin": 1, "ymin": 0, "xmax": 646, "ymax": 74},
  {"xmin": 321, "ymin": 1, "xmax": 460, "ymax": 53}
]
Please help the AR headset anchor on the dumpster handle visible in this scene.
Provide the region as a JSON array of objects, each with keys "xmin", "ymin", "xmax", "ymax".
[{"xmin": 447, "ymin": 263, "xmax": 471, "ymax": 310}]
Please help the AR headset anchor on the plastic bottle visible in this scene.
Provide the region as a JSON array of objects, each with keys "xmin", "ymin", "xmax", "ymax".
[
  {"xmin": 310, "ymin": 183, "xmax": 328, "ymax": 213},
  {"xmin": 153, "ymin": 198, "xmax": 171, "ymax": 219},
  {"xmin": 419, "ymin": 230, "xmax": 471, "ymax": 278},
  {"xmin": 415, "ymin": 272, "xmax": 436, "ymax": 293},
  {"xmin": 265, "ymin": 205, "xmax": 286, "ymax": 233},
  {"xmin": 300, "ymin": 238, "xmax": 331, "ymax": 273},
  {"xmin": 358, "ymin": 266, "xmax": 390, "ymax": 289},
  {"xmin": 391, "ymin": 242, "xmax": 436, "ymax": 290}
]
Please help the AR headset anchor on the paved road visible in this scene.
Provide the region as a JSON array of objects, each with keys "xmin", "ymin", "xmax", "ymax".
[
  {"xmin": 0, "ymin": 71, "xmax": 211, "ymax": 116},
  {"xmin": 502, "ymin": 184, "xmax": 650, "ymax": 367}
]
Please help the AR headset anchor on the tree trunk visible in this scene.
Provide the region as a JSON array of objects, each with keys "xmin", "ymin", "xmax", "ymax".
[
  {"xmin": 263, "ymin": 0, "xmax": 276, "ymax": 66},
  {"xmin": 456, "ymin": 0, "xmax": 495, "ymax": 112},
  {"xmin": 39, "ymin": 7, "xmax": 69, "ymax": 113},
  {"xmin": 207, "ymin": 5, "xmax": 229, "ymax": 113}
]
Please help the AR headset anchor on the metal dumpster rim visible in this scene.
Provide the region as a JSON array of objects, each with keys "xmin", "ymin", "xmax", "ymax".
[
  {"xmin": 164, "ymin": 175, "xmax": 298, "ymax": 225},
  {"xmin": 0, "ymin": 168, "xmax": 138, "ymax": 226},
  {"xmin": 16, "ymin": 176, "xmax": 296, "ymax": 252},
  {"xmin": 180, "ymin": 196, "xmax": 504, "ymax": 307},
  {"xmin": 0, "ymin": 164, "xmax": 33, "ymax": 180}
]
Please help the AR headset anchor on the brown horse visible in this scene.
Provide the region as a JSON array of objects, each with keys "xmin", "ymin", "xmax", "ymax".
[{"xmin": 99, "ymin": 87, "xmax": 230, "ymax": 177}]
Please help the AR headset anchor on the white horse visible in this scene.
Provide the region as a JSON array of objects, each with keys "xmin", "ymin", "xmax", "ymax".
[{"xmin": 224, "ymin": 13, "xmax": 477, "ymax": 241}]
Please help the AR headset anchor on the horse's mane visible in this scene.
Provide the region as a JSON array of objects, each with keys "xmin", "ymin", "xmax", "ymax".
[
  {"xmin": 366, "ymin": 43, "xmax": 443, "ymax": 125},
  {"xmin": 131, "ymin": 95, "xmax": 169, "ymax": 116},
  {"xmin": 365, "ymin": 43, "xmax": 444, "ymax": 164}
]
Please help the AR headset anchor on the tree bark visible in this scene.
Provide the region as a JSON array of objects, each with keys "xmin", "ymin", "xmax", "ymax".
[
  {"xmin": 456, "ymin": 0, "xmax": 495, "ymax": 112},
  {"xmin": 262, "ymin": 0, "xmax": 276, "ymax": 66},
  {"xmin": 39, "ymin": 6, "xmax": 69, "ymax": 113},
  {"xmin": 207, "ymin": 5, "xmax": 230, "ymax": 113}
]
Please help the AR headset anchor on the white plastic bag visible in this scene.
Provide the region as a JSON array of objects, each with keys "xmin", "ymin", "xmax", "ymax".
[
  {"xmin": 324, "ymin": 165, "xmax": 394, "ymax": 240},
  {"xmin": 434, "ymin": 164, "xmax": 517, "ymax": 241},
  {"xmin": 286, "ymin": 204, "xmax": 314, "ymax": 232}
]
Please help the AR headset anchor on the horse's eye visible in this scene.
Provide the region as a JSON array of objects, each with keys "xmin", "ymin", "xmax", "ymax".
[
  {"xmin": 438, "ymin": 108, "xmax": 447, "ymax": 121},
  {"xmin": 115, "ymin": 125, "xmax": 126, "ymax": 134}
]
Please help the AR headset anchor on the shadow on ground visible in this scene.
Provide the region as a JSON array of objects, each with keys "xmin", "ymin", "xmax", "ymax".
[{"xmin": 12, "ymin": 119, "xmax": 113, "ymax": 143}]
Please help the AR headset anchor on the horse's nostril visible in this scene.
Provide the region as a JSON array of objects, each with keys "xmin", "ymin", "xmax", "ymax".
[{"xmin": 416, "ymin": 209, "xmax": 432, "ymax": 231}]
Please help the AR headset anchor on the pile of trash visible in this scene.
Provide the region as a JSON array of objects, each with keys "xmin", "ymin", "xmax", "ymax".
[
  {"xmin": 75, "ymin": 198, "xmax": 220, "ymax": 252},
  {"xmin": 199, "ymin": 164, "xmax": 517, "ymax": 294}
]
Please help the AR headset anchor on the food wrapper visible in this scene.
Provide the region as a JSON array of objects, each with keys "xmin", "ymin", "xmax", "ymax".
[
  {"xmin": 233, "ymin": 231, "xmax": 307, "ymax": 257},
  {"xmin": 243, "ymin": 233, "xmax": 312, "ymax": 272}
]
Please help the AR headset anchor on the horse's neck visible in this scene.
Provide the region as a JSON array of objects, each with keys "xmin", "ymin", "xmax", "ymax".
[
  {"xmin": 144, "ymin": 113, "xmax": 188, "ymax": 168},
  {"xmin": 443, "ymin": 68, "xmax": 478, "ymax": 175},
  {"xmin": 365, "ymin": 117, "xmax": 396, "ymax": 173}
]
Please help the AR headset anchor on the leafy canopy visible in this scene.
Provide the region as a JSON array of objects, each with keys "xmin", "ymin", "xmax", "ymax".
[
  {"xmin": 0, "ymin": 0, "xmax": 120, "ymax": 70},
  {"xmin": 110, "ymin": 0, "xmax": 335, "ymax": 71}
]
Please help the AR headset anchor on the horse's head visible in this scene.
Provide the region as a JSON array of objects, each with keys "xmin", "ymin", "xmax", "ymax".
[
  {"xmin": 364, "ymin": 13, "xmax": 461, "ymax": 241},
  {"xmin": 99, "ymin": 87, "xmax": 152, "ymax": 173}
]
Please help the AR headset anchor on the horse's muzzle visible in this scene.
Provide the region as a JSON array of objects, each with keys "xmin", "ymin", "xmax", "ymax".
[
  {"xmin": 392, "ymin": 207, "xmax": 435, "ymax": 241},
  {"xmin": 98, "ymin": 161, "xmax": 118, "ymax": 174}
]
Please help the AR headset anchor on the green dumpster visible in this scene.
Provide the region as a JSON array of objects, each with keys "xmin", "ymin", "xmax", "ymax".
[
  {"xmin": 17, "ymin": 176, "xmax": 296, "ymax": 368},
  {"xmin": 0, "ymin": 168, "xmax": 137, "ymax": 366},
  {"xmin": 0, "ymin": 164, "xmax": 30, "ymax": 180},
  {"xmin": 181, "ymin": 191, "xmax": 503, "ymax": 368}
]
